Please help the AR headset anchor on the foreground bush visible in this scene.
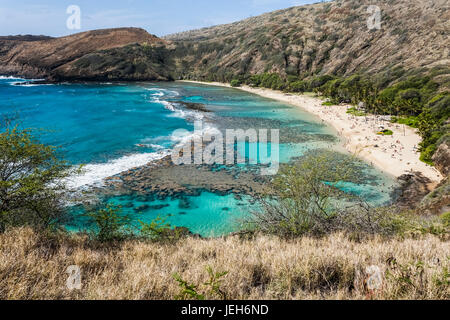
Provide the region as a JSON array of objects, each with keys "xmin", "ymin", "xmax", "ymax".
[
  {"xmin": 247, "ymin": 153, "xmax": 448, "ymax": 239},
  {"xmin": 82, "ymin": 204, "xmax": 190, "ymax": 243},
  {"xmin": 0, "ymin": 227, "xmax": 448, "ymax": 300},
  {"xmin": 0, "ymin": 123, "xmax": 77, "ymax": 232}
]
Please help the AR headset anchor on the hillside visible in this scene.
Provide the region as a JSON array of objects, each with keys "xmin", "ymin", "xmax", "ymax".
[
  {"xmin": 1, "ymin": 1, "xmax": 449, "ymax": 85},
  {"xmin": 0, "ymin": 27, "xmax": 170, "ymax": 81},
  {"xmin": 165, "ymin": 0, "xmax": 449, "ymax": 86}
]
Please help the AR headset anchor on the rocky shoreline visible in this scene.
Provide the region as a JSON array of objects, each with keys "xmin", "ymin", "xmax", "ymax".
[
  {"xmin": 103, "ymin": 153, "xmax": 272, "ymax": 201},
  {"xmin": 96, "ymin": 149, "xmax": 423, "ymax": 211}
]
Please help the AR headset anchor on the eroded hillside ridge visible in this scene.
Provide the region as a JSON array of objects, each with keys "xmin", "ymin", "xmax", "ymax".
[{"xmin": 165, "ymin": 0, "xmax": 449, "ymax": 84}]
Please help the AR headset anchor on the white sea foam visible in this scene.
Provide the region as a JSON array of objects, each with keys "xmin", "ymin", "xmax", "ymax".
[
  {"xmin": 0, "ymin": 75, "xmax": 24, "ymax": 80},
  {"xmin": 149, "ymin": 91, "xmax": 164, "ymax": 97},
  {"xmin": 157, "ymin": 98, "xmax": 176, "ymax": 111},
  {"xmin": 145, "ymin": 87, "xmax": 180, "ymax": 97},
  {"xmin": 1, "ymin": 76, "xmax": 49, "ymax": 86},
  {"xmin": 164, "ymin": 89, "xmax": 180, "ymax": 97},
  {"xmin": 15, "ymin": 83, "xmax": 54, "ymax": 87},
  {"xmin": 154, "ymin": 98, "xmax": 205, "ymax": 120},
  {"xmin": 135, "ymin": 142, "xmax": 165, "ymax": 150},
  {"xmin": 146, "ymin": 87, "xmax": 204, "ymax": 120},
  {"xmin": 170, "ymin": 123, "xmax": 220, "ymax": 147},
  {"xmin": 66, "ymin": 150, "xmax": 170, "ymax": 189},
  {"xmin": 1, "ymin": 76, "xmax": 45, "ymax": 82}
]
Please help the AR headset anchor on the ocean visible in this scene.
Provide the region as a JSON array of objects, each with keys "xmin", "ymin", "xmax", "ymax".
[{"xmin": 0, "ymin": 76, "xmax": 398, "ymax": 236}]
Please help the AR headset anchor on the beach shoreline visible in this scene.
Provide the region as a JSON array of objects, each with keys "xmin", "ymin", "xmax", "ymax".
[{"xmin": 180, "ymin": 80, "xmax": 444, "ymax": 185}]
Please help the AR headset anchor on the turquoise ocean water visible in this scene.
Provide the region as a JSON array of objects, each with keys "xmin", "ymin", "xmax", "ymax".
[{"xmin": 0, "ymin": 76, "xmax": 398, "ymax": 236}]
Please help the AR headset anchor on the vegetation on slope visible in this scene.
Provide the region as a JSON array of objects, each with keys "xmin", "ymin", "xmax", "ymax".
[
  {"xmin": 0, "ymin": 122, "xmax": 78, "ymax": 232},
  {"xmin": 1, "ymin": 227, "xmax": 448, "ymax": 300},
  {"xmin": 2, "ymin": 1, "xmax": 449, "ymax": 89},
  {"xmin": 55, "ymin": 44, "xmax": 174, "ymax": 81},
  {"xmin": 164, "ymin": 0, "xmax": 450, "ymax": 164},
  {"xmin": 166, "ymin": 0, "xmax": 449, "ymax": 88}
]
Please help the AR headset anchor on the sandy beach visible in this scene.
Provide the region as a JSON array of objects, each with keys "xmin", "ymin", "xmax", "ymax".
[{"xmin": 181, "ymin": 80, "xmax": 444, "ymax": 184}]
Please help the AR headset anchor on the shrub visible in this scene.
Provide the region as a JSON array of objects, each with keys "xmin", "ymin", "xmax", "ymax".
[
  {"xmin": 173, "ymin": 266, "xmax": 229, "ymax": 300},
  {"xmin": 247, "ymin": 153, "xmax": 357, "ymax": 238},
  {"xmin": 288, "ymin": 80, "xmax": 308, "ymax": 93},
  {"xmin": 140, "ymin": 216, "xmax": 188, "ymax": 243},
  {"xmin": 420, "ymin": 144, "xmax": 437, "ymax": 165},
  {"xmin": 261, "ymin": 73, "xmax": 285, "ymax": 89},
  {"xmin": 85, "ymin": 204, "xmax": 132, "ymax": 242},
  {"xmin": 230, "ymin": 79, "xmax": 242, "ymax": 87},
  {"xmin": 248, "ymin": 74, "xmax": 262, "ymax": 87},
  {"xmin": 0, "ymin": 122, "xmax": 76, "ymax": 232},
  {"xmin": 248, "ymin": 153, "xmax": 448, "ymax": 239},
  {"xmin": 441, "ymin": 212, "xmax": 450, "ymax": 227},
  {"xmin": 428, "ymin": 93, "xmax": 450, "ymax": 120},
  {"xmin": 173, "ymin": 273, "xmax": 205, "ymax": 300},
  {"xmin": 309, "ymin": 75, "xmax": 335, "ymax": 90}
]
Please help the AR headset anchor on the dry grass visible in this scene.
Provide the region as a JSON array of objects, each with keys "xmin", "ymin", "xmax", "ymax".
[{"xmin": 0, "ymin": 228, "xmax": 448, "ymax": 300}]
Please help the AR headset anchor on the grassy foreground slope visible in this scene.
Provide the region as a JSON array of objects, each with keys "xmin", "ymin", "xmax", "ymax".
[{"xmin": 0, "ymin": 228, "xmax": 448, "ymax": 300}]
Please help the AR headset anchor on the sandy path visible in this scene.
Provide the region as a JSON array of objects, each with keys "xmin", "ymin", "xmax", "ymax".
[{"xmin": 180, "ymin": 80, "xmax": 443, "ymax": 184}]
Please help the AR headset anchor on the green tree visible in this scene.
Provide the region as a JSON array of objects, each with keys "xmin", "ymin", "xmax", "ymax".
[
  {"xmin": 377, "ymin": 86, "xmax": 399, "ymax": 114},
  {"xmin": 248, "ymin": 153, "xmax": 356, "ymax": 238},
  {"xmin": 0, "ymin": 124, "xmax": 75, "ymax": 232},
  {"xmin": 309, "ymin": 75, "xmax": 335, "ymax": 90},
  {"xmin": 139, "ymin": 215, "xmax": 188, "ymax": 243},
  {"xmin": 394, "ymin": 88, "xmax": 422, "ymax": 116},
  {"xmin": 248, "ymin": 74, "xmax": 262, "ymax": 87},
  {"xmin": 288, "ymin": 80, "xmax": 308, "ymax": 93},
  {"xmin": 85, "ymin": 204, "xmax": 131, "ymax": 242},
  {"xmin": 230, "ymin": 79, "xmax": 242, "ymax": 87}
]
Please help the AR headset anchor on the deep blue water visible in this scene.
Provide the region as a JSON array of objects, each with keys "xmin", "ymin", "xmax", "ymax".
[{"xmin": 0, "ymin": 76, "xmax": 398, "ymax": 236}]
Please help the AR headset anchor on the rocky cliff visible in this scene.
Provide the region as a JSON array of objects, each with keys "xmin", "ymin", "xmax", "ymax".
[
  {"xmin": 433, "ymin": 140, "xmax": 450, "ymax": 177},
  {"xmin": 0, "ymin": 27, "xmax": 171, "ymax": 81}
]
